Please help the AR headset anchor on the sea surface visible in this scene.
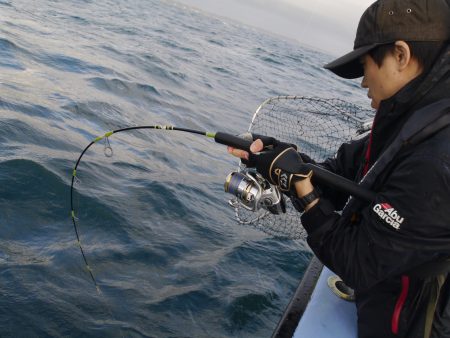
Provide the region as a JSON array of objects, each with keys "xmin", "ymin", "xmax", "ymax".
[{"xmin": 0, "ymin": 1, "xmax": 370, "ymax": 337}]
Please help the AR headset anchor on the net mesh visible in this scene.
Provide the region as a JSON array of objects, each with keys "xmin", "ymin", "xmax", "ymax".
[{"xmin": 232, "ymin": 96, "xmax": 374, "ymax": 240}]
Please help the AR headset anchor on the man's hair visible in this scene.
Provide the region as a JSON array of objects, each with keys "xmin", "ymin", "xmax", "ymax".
[{"xmin": 369, "ymin": 41, "xmax": 448, "ymax": 74}]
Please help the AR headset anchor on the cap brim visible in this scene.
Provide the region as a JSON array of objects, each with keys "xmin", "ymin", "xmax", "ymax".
[{"xmin": 324, "ymin": 44, "xmax": 379, "ymax": 79}]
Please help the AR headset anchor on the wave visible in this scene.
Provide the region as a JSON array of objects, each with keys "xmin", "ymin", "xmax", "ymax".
[
  {"xmin": 89, "ymin": 77, "xmax": 160, "ymax": 98},
  {"xmin": 0, "ymin": 38, "xmax": 26, "ymax": 70}
]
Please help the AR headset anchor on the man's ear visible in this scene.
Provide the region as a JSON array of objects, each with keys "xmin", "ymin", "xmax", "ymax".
[{"xmin": 393, "ymin": 40, "xmax": 412, "ymax": 71}]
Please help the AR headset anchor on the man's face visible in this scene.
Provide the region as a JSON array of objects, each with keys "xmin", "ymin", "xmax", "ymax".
[{"xmin": 360, "ymin": 53, "xmax": 401, "ymax": 110}]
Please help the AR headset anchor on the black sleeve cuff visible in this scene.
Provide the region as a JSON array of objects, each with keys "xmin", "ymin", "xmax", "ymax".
[{"xmin": 301, "ymin": 198, "xmax": 337, "ymax": 234}]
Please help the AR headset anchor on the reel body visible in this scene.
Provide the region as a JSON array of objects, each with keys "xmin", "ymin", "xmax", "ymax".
[{"xmin": 224, "ymin": 170, "xmax": 286, "ymax": 215}]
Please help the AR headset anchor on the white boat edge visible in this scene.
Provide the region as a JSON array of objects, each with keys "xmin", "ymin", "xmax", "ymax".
[{"xmin": 271, "ymin": 256, "xmax": 358, "ymax": 337}]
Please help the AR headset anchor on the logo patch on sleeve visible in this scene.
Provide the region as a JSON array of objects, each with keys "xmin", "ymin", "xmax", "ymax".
[{"xmin": 372, "ymin": 202, "xmax": 404, "ymax": 230}]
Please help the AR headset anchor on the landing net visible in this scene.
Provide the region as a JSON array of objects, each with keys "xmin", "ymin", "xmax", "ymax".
[{"xmin": 232, "ymin": 96, "xmax": 374, "ymax": 240}]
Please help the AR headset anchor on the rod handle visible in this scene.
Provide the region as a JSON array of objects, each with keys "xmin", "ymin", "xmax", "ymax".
[
  {"xmin": 304, "ymin": 163, "xmax": 376, "ymax": 202},
  {"xmin": 214, "ymin": 132, "xmax": 252, "ymax": 152}
]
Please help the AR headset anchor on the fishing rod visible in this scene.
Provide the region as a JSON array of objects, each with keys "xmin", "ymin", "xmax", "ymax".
[{"xmin": 70, "ymin": 125, "xmax": 375, "ymax": 291}]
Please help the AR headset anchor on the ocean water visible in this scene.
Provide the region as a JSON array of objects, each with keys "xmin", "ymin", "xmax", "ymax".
[{"xmin": 0, "ymin": 0, "xmax": 369, "ymax": 337}]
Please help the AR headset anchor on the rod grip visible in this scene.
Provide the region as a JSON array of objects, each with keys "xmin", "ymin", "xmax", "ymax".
[
  {"xmin": 214, "ymin": 132, "xmax": 252, "ymax": 152},
  {"xmin": 304, "ymin": 163, "xmax": 376, "ymax": 202}
]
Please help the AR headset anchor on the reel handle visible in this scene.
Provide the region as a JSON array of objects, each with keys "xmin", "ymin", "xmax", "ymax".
[{"xmin": 214, "ymin": 132, "xmax": 252, "ymax": 152}]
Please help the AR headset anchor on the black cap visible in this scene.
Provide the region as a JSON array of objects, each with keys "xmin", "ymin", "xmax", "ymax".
[{"xmin": 325, "ymin": 0, "xmax": 450, "ymax": 79}]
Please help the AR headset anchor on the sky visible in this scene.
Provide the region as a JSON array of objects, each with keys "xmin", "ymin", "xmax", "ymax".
[{"xmin": 174, "ymin": 0, "xmax": 375, "ymax": 56}]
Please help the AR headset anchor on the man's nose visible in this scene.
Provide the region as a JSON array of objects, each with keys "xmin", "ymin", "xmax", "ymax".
[{"xmin": 361, "ymin": 76, "xmax": 367, "ymax": 88}]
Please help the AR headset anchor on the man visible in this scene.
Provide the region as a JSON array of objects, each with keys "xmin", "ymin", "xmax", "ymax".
[{"xmin": 228, "ymin": 0, "xmax": 450, "ymax": 336}]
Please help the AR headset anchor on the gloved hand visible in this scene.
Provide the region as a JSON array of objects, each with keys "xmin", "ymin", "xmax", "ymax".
[{"xmin": 247, "ymin": 136, "xmax": 312, "ymax": 192}]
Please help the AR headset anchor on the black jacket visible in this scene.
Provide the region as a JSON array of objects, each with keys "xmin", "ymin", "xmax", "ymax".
[{"xmin": 301, "ymin": 45, "xmax": 450, "ymax": 337}]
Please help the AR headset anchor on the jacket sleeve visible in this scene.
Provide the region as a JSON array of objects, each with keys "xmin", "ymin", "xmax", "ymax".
[
  {"xmin": 301, "ymin": 136, "xmax": 368, "ymax": 210},
  {"xmin": 301, "ymin": 151, "xmax": 450, "ymax": 293}
]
